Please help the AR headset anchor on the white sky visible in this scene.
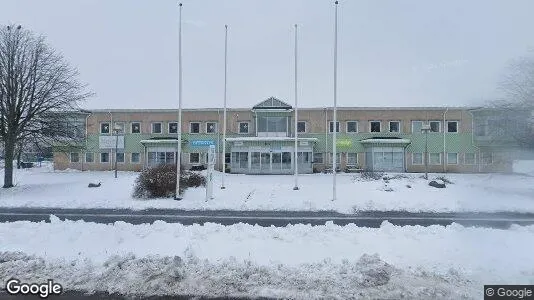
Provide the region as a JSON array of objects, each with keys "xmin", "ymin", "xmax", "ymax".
[{"xmin": 2, "ymin": 0, "xmax": 534, "ymax": 109}]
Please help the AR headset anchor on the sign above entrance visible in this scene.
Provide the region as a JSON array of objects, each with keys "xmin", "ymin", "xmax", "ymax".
[
  {"xmin": 99, "ymin": 136, "xmax": 124, "ymax": 149},
  {"xmin": 336, "ymin": 139, "xmax": 352, "ymax": 147},
  {"xmin": 191, "ymin": 140, "xmax": 215, "ymax": 147}
]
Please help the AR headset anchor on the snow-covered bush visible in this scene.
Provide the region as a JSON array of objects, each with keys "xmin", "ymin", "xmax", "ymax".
[{"xmin": 132, "ymin": 164, "xmax": 206, "ymax": 199}]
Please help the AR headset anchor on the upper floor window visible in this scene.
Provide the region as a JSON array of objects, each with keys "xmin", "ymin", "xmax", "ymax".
[
  {"xmin": 412, "ymin": 121, "xmax": 423, "ymax": 133},
  {"xmin": 346, "ymin": 121, "xmax": 358, "ymax": 133},
  {"xmin": 239, "ymin": 122, "xmax": 249, "ymax": 134},
  {"xmin": 131, "ymin": 122, "xmax": 141, "ymax": 134},
  {"xmin": 429, "ymin": 121, "xmax": 441, "ymax": 132},
  {"xmin": 151, "ymin": 122, "xmax": 162, "ymax": 134},
  {"xmin": 257, "ymin": 116, "xmax": 287, "ymax": 133},
  {"xmin": 297, "ymin": 121, "xmax": 307, "ymax": 133},
  {"xmin": 100, "ymin": 122, "xmax": 110, "ymax": 134},
  {"xmin": 206, "ymin": 122, "xmax": 217, "ymax": 134},
  {"xmin": 370, "ymin": 121, "xmax": 381, "ymax": 132},
  {"xmin": 70, "ymin": 152, "xmax": 79, "ymax": 163},
  {"xmin": 168, "ymin": 122, "xmax": 178, "ymax": 134},
  {"xmin": 190, "ymin": 122, "xmax": 200, "ymax": 134},
  {"xmin": 113, "ymin": 122, "xmax": 125, "ymax": 134},
  {"xmin": 447, "ymin": 121, "xmax": 459, "ymax": 133},
  {"xmin": 389, "ymin": 121, "xmax": 400, "ymax": 133},
  {"xmin": 329, "ymin": 121, "xmax": 340, "ymax": 133}
]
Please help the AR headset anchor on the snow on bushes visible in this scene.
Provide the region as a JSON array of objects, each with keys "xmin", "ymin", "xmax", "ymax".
[{"xmin": 132, "ymin": 164, "xmax": 206, "ymax": 199}]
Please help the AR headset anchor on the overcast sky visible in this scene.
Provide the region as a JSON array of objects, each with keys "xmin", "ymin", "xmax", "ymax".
[{"xmin": 2, "ymin": 0, "xmax": 534, "ymax": 109}]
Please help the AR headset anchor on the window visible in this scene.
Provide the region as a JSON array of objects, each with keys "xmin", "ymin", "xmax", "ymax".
[
  {"xmin": 346, "ymin": 121, "xmax": 358, "ymax": 133},
  {"xmin": 412, "ymin": 121, "xmax": 423, "ymax": 133},
  {"xmin": 481, "ymin": 152, "xmax": 493, "ymax": 165},
  {"xmin": 190, "ymin": 122, "xmax": 200, "ymax": 134},
  {"xmin": 113, "ymin": 122, "xmax": 125, "ymax": 134},
  {"xmin": 329, "ymin": 121, "xmax": 340, "ymax": 133},
  {"xmin": 297, "ymin": 121, "xmax": 307, "ymax": 133},
  {"xmin": 100, "ymin": 122, "xmax": 110, "ymax": 134},
  {"xmin": 131, "ymin": 153, "xmax": 140, "ymax": 164},
  {"xmin": 239, "ymin": 122, "xmax": 249, "ymax": 134},
  {"xmin": 412, "ymin": 153, "xmax": 423, "ymax": 165},
  {"xmin": 313, "ymin": 153, "xmax": 324, "ymax": 164},
  {"xmin": 151, "ymin": 122, "xmax": 162, "ymax": 134},
  {"xmin": 370, "ymin": 121, "xmax": 381, "ymax": 132},
  {"xmin": 116, "ymin": 152, "xmax": 125, "ymax": 163},
  {"xmin": 257, "ymin": 116, "xmax": 288, "ymax": 133},
  {"xmin": 189, "ymin": 153, "xmax": 200, "ymax": 163},
  {"xmin": 70, "ymin": 152, "xmax": 79, "ymax": 163},
  {"xmin": 347, "ymin": 153, "xmax": 358, "ymax": 165},
  {"xmin": 206, "ymin": 122, "xmax": 217, "ymax": 134},
  {"xmin": 429, "ymin": 121, "xmax": 441, "ymax": 133},
  {"xmin": 131, "ymin": 122, "xmax": 141, "ymax": 134},
  {"xmin": 429, "ymin": 153, "xmax": 441, "ymax": 165},
  {"xmin": 447, "ymin": 153, "xmax": 458, "ymax": 165},
  {"xmin": 100, "ymin": 152, "xmax": 110, "ymax": 163},
  {"xmin": 232, "ymin": 152, "xmax": 248, "ymax": 168},
  {"xmin": 329, "ymin": 153, "xmax": 341, "ymax": 165},
  {"xmin": 147, "ymin": 151, "xmax": 175, "ymax": 166},
  {"xmin": 168, "ymin": 122, "xmax": 178, "ymax": 134},
  {"xmin": 85, "ymin": 152, "xmax": 94, "ymax": 163},
  {"xmin": 389, "ymin": 121, "xmax": 400, "ymax": 133},
  {"xmin": 464, "ymin": 153, "xmax": 476, "ymax": 165},
  {"xmin": 447, "ymin": 121, "xmax": 459, "ymax": 133}
]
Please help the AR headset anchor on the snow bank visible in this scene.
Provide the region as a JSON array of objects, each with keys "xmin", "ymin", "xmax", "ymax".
[
  {"xmin": 513, "ymin": 160, "xmax": 534, "ymax": 176},
  {"xmin": 1, "ymin": 219, "xmax": 533, "ymax": 298}
]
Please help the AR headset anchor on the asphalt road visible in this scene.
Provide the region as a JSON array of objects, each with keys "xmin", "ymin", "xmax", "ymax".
[{"xmin": 1, "ymin": 207, "xmax": 534, "ymax": 228}]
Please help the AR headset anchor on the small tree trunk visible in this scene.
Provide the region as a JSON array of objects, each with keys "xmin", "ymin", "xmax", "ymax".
[
  {"xmin": 16, "ymin": 146, "xmax": 22, "ymax": 169},
  {"xmin": 3, "ymin": 137, "xmax": 15, "ymax": 188}
]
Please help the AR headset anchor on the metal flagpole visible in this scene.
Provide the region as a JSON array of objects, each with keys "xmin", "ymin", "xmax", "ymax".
[
  {"xmin": 293, "ymin": 24, "xmax": 299, "ymax": 191},
  {"xmin": 175, "ymin": 2, "xmax": 183, "ymax": 200},
  {"xmin": 221, "ymin": 25, "xmax": 228, "ymax": 189},
  {"xmin": 332, "ymin": 0, "xmax": 339, "ymax": 201}
]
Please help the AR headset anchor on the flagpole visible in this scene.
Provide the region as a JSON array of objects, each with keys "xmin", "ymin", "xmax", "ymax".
[
  {"xmin": 221, "ymin": 25, "xmax": 228, "ymax": 189},
  {"xmin": 293, "ymin": 24, "xmax": 299, "ymax": 191},
  {"xmin": 175, "ymin": 2, "xmax": 183, "ymax": 200},
  {"xmin": 332, "ymin": 0, "xmax": 339, "ymax": 201}
]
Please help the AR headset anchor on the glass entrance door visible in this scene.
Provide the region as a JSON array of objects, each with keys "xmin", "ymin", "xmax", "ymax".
[{"xmin": 261, "ymin": 152, "xmax": 270, "ymax": 171}]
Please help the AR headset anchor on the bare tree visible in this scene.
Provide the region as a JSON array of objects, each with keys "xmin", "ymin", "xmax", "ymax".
[{"xmin": 0, "ymin": 25, "xmax": 91, "ymax": 188}]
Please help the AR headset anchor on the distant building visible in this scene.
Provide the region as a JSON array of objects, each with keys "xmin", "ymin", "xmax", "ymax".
[{"xmin": 53, "ymin": 97, "xmax": 528, "ymax": 174}]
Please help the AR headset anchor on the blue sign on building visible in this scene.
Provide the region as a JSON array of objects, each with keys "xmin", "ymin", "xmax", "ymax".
[{"xmin": 191, "ymin": 140, "xmax": 216, "ymax": 147}]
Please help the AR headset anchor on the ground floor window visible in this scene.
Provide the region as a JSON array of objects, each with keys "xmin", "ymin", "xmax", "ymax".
[
  {"xmin": 70, "ymin": 152, "xmax": 79, "ymax": 163},
  {"xmin": 481, "ymin": 152, "xmax": 493, "ymax": 165},
  {"xmin": 464, "ymin": 153, "xmax": 476, "ymax": 165},
  {"xmin": 429, "ymin": 153, "xmax": 441, "ymax": 165},
  {"xmin": 85, "ymin": 152, "xmax": 94, "ymax": 163},
  {"xmin": 232, "ymin": 152, "xmax": 249, "ymax": 169},
  {"xmin": 116, "ymin": 152, "xmax": 125, "ymax": 163},
  {"xmin": 100, "ymin": 152, "xmax": 109, "ymax": 163},
  {"xmin": 447, "ymin": 153, "xmax": 458, "ymax": 165},
  {"xmin": 412, "ymin": 153, "xmax": 423, "ymax": 165},
  {"xmin": 347, "ymin": 153, "xmax": 358, "ymax": 166},
  {"xmin": 131, "ymin": 152, "xmax": 140, "ymax": 163},
  {"xmin": 313, "ymin": 153, "xmax": 323, "ymax": 164},
  {"xmin": 189, "ymin": 152, "xmax": 200, "ymax": 164},
  {"xmin": 297, "ymin": 152, "xmax": 311, "ymax": 164},
  {"xmin": 148, "ymin": 151, "xmax": 175, "ymax": 166}
]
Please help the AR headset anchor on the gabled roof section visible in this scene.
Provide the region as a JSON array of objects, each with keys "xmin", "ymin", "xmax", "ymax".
[{"xmin": 252, "ymin": 97, "xmax": 292, "ymax": 110}]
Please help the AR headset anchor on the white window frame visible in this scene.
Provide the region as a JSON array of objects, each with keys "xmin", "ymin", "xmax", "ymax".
[
  {"xmin": 206, "ymin": 122, "xmax": 218, "ymax": 134},
  {"xmin": 115, "ymin": 152, "xmax": 125, "ymax": 164},
  {"xmin": 412, "ymin": 152, "xmax": 423, "ymax": 165},
  {"xmin": 464, "ymin": 153, "xmax": 476, "ymax": 165},
  {"xmin": 113, "ymin": 122, "xmax": 125, "ymax": 134},
  {"xmin": 85, "ymin": 152, "xmax": 94, "ymax": 163},
  {"xmin": 168, "ymin": 122, "xmax": 178, "ymax": 134},
  {"xmin": 297, "ymin": 121, "xmax": 307, "ymax": 133},
  {"xmin": 481, "ymin": 152, "xmax": 493, "ymax": 165},
  {"xmin": 130, "ymin": 152, "xmax": 141, "ymax": 164},
  {"xmin": 151, "ymin": 122, "xmax": 163, "ymax": 134},
  {"xmin": 190, "ymin": 122, "xmax": 201, "ymax": 134},
  {"xmin": 369, "ymin": 121, "xmax": 381, "ymax": 133},
  {"xmin": 347, "ymin": 153, "xmax": 358, "ymax": 166},
  {"xmin": 446, "ymin": 121, "xmax": 459, "ymax": 133},
  {"xmin": 130, "ymin": 122, "xmax": 141, "ymax": 134},
  {"xmin": 346, "ymin": 121, "xmax": 358, "ymax": 133},
  {"xmin": 70, "ymin": 152, "xmax": 80, "ymax": 163},
  {"xmin": 429, "ymin": 121, "xmax": 441, "ymax": 133},
  {"xmin": 313, "ymin": 153, "xmax": 324, "ymax": 164},
  {"xmin": 388, "ymin": 121, "xmax": 401, "ymax": 133},
  {"xmin": 329, "ymin": 121, "xmax": 340, "ymax": 133},
  {"xmin": 100, "ymin": 122, "xmax": 110, "ymax": 135},
  {"xmin": 429, "ymin": 153, "xmax": 442, "ymax": 165},
  {"xmin": 189, "ymin": 152, "xmax": 200, "ymax": 164},
  {"xmin": 100, "ymin": 152, "xmax": 110, "ymax": 163},
  {"xmin": 411, "ymin": 121, "xmax": 424, "ymax": 133},
  {"xmin": 447, "ymin": 152, "xmax": 458, "ymax": 165},
  {"xmin": 238, "ymin": 121, "xmax": 250, "ymax": 134}
]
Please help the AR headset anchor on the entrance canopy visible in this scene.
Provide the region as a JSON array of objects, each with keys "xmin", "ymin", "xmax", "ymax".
[{"xmin": 360, "ymin": 138, "xmax": 411, "ymax": 146}]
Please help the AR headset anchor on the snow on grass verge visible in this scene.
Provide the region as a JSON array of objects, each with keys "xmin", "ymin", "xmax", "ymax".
[
  {"xmin": 1, "ymin": 164, "xmax": 533, "ymax": 213},
  {"xmin": 1, "ymin": 218, "xmax": 534, "ymax": 298}
]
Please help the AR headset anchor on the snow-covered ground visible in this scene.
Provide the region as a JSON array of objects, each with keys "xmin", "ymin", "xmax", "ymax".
[
  {"xmin": 1, "ymin": 218, "xmax": 533, "ymax": 299},
  {"xmin": 0, "ymin": 162, "xmax": 533, "ymax": 213}
]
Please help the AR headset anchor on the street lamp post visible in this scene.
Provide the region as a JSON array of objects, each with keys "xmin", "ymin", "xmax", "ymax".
[
  {"xmin": 113, "ymin": 125, "xmax": 121, "ymax": 179},
  {"xmin": 421, "ymin": 124, "xmax": 430, "ymax": 180}
]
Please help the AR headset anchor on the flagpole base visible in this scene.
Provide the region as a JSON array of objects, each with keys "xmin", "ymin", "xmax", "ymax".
[
  {"xmin": 293, "ymin": 186, "xmax": 299, "ymax": 190},
  {"xmin": 174, "ymin": 196, "xmax": 182, "ymax": 201},
  {"xmin": 220, "ymin": 186, "xmax": 226, "ymax": 190}
]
